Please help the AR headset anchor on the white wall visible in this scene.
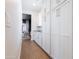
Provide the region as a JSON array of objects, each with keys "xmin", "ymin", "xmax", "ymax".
[
  {"xmin": 5, "ymin": 0, "xmax": 22, "ymax": 59},
  {"xmin": 22, "ymin": 9, "xmax": 33, "ymax": 15}
]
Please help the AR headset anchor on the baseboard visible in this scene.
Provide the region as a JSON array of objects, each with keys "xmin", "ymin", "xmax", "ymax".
[
  {"xmin": 18, "ymin": 39, "xmax": 22, "ymax": 59},
  {"xmin": 33, "ymin": 40, "xmax": 52, "ymax": 59}
]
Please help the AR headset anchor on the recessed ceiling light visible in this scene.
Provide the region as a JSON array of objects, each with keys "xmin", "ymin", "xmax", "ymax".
[{"xmin": 33, "ymin": 3, "xmax": 36, "ymax": 6}]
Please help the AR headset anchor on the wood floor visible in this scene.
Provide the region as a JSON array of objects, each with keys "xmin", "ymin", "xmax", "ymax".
[{"xmin": 20, "ymin": 40, "xmax": 51, "ymax": 59}]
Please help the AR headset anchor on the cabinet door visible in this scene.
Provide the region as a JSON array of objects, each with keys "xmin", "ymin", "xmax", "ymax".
[
  {"xmin": 42, "ymin": 0, "xmax": 51, "ymax": 54},
  {"xmin": 51, "ymin": 1, "xmax": 72, "ymax": 59},
  {"xmin": 42, "ymin": 13, "xmax": 51, "ymax": 54},
  {"xmin": 32, "ymin": 31, "xmax": 42, "ymax": 46}
]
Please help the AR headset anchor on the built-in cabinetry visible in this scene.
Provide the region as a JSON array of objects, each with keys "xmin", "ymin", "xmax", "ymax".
[
  {"xmin": 51, "ymin": 0, "xmax": 72, "ymax": 59},
  {"xmin": 32, "ymin": 0, "xmax": 72, "ymax": 59},
  {"xmin": 42, "ymin": 0, "xmax": 51, "ymax": 55}
]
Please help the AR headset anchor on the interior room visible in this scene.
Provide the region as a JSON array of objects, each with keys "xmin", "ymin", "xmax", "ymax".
[{"xmin": 22, "ymin": 14, "xmax": 31, "ymax": 39}]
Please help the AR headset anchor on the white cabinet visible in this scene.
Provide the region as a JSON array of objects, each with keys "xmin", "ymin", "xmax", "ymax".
[
  {"xmin": 42, "ymin": 12, "xmax": 51, "ymax": 54},
  {"xmin": 41, "ymin": 0, "xmax": 51, "ymax": 55},
  {"xmin": 32, "ymin": 0, "xmax": 72, "ymax": 59},
  {"xmin": 51, "ymin": 0, "xmax": 72, "ymax": 59},
  {"xmin": 35, "ymin": 26, "xmax": 42, "ymax": 46},
  {"xmin": 31, "ymin": 12, "xmax": 43, "ymax": 47}
]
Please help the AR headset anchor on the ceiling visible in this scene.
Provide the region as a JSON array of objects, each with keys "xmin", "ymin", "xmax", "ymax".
[{"xmin": 22, "ymin": 0, "xmax": 44, "ymax": 12}]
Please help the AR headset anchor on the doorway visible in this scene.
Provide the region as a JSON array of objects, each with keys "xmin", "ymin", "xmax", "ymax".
[{"xmin": 22, "ymin": 14, "xmax": 31, "ymax": 40}]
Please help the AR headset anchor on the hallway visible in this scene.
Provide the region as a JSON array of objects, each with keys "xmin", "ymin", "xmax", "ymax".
[
  {"xmin": 5, "ymin": 0, "xmax": 73, "ymax": 59},
  {"xmin": 20, "ymin": 40, "xmax": 51, "ymax": 59}
]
